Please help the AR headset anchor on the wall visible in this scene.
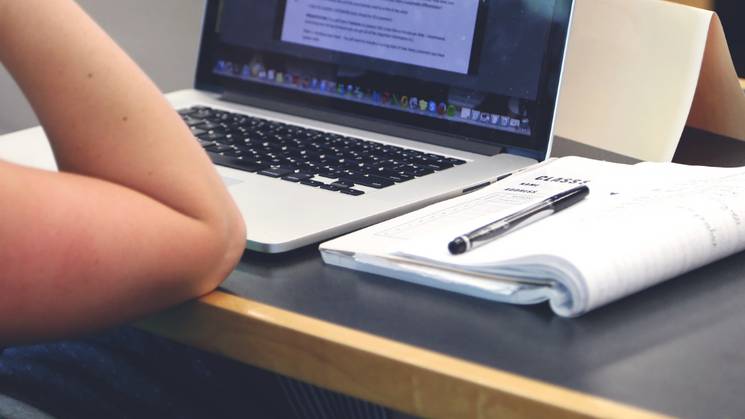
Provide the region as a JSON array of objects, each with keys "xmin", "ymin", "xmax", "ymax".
[{"xmin": 0, "ymin": 0, "xmax": 204, "ymax": 134}]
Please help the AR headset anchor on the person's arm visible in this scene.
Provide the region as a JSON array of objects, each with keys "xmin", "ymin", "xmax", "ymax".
[{"xmin": 0, "ymin": 0, "xmax": 246, "ymax": 343}]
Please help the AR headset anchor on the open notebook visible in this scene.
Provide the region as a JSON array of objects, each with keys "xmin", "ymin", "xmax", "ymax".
[{"xmin": 320, "ymin": 156, "xmax": 745, "ymax": 317}]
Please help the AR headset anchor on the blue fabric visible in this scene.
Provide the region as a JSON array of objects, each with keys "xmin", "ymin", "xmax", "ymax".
[
  {"xmin": 0, "ymin": 327, "xmax": 393, "ymax": 419},
  {"xmin": 0, "ymin": 326, "xmax": 296, "ymax": 418},
  {"xmin": 277, "ymin": 376, "xmax": 390, "ymax": 419}
]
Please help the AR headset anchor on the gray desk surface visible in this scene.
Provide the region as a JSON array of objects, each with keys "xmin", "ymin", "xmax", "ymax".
[
  {"xmin": 219, "ymin": 240, "xmax": 745, "ymax": 419},
  {"xmin": 139, "ymin": 129, "xmax": 745, "ymax": 419}
]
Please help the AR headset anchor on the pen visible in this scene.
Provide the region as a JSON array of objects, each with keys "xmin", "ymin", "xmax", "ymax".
[{"xmin": 448, "ymin": 185, "xmax": 590, "ymax": 255}]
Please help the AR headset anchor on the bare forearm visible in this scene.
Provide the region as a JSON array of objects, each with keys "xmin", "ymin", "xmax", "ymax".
[
  {"xmin": 0, "ymin": 0, "xmax": 234, "ymax": 225},
  {"xmin": 0, "ymin": 164, "xmax": 223, "ymax": 342},
  {"xmin": 0, "ymin": 0, "xmax": 247, "ymax": 342}
]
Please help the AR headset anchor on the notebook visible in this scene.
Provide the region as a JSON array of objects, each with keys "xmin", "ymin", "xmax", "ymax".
[
  {"xmin": 0, "ymin": 0, "xmax": 574, "ymax": 253},
  {"xmin": 321, "ymin": 156, "xmax": 745, "ymax": 317}
]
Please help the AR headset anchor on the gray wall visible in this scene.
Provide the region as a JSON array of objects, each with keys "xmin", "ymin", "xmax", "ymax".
[{"xmin": 0, "ymin": 0, "xmax": 204, "ymax": 134}]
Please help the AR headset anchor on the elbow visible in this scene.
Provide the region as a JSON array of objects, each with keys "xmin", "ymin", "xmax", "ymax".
[
  {"xmin": 221, "ymin": 213, "xmax": 248, "ymax": 280},
  {"xmin": 189, "ymin": 210, "xmax": 247, "ymax": 298}
]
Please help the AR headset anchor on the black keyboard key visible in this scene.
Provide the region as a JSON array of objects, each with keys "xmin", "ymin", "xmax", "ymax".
[
  {"xmin": 195, "ymin": 121, "xmax": 222, "ymax": 130},
  {"xmin": 331, "ymin": 180, "xmax": 354, "ymax": 189},
  {"xmin": 300, "ymin": 179, "xmax": 324, "ymax": 187},
  {"xmin": 212, "ymin": 111, "xmax": 232, "ymax": 121},
  {"xmin": 190, "ymin": 128, "xmax": 207, "ymax": 137},
  {"xmin": 183, "ymin": 117, "xmax": 206, "ymax": 127},
  {"xmin": 340, "ymin": 188, "xmax": 365, "ymax": 196},
  {"xmin": 376, "ymin": 170, "xmax": 414, "ymax": 183},
  {"xmin": 197, "ymin": 139, "xmax": 215, "ymax": 148},
  {"xmin": 338, "ymin": 175, "xmax": 394, "ymax": 189},
  {"xmin": 204, "ymin": 143, "xmax": 233, "ymax": 153},
  {"xmin": 283, "ymin": 172, "xmax": 314, "ymax": 182},
  {"xmin": 219, "ymin": 133, "xmax": 238, "ymax": 145},
  {"xmin": 317, "ymin": 169, "xmax": 342, "ymax": 179},
  {"xmin": 222, "ymin": 148, "xmax": 243, "ymax": 157},
  {"xmin": 320, "ymin": 184, "xmax": 341, "ymax": 192},
  {"xmin": 242, "ymin": 158, "xmax": 269, "ymax": 167},
  {"xmin": 258, "ymin": 167, "xmax": 293, "ymax": 178},
  {"xmin": 208, "ymin": 153, "xmax": 265, "ymax": 173},
  {"xmin": 422, "ymin": 161, "xmax": 454, "ymax": 171},
  {"xmin": 409, "ymin": 167, "xmax": 435, "ymax": 177},
  {"xmin": 198, "ymin": 132, "xmax": 226, "ymax": 142},
  {"xmin": 189, "ymin": 107, "xmax": 212, "ymax": 119}
]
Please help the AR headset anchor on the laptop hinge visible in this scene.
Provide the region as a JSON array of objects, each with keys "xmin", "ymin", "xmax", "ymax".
[{"xmin": 221, "ymin": 90, "xmax": 505, "ymax": 156}]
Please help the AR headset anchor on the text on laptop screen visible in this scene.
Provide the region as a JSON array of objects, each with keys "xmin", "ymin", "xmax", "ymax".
[
  {"xmin": 199, "ymin": 0, "xmax": 570, "ymax": 157},
  {"xmin": 280, "ymin": 1, "xmax": 481, "ymax": 75}
]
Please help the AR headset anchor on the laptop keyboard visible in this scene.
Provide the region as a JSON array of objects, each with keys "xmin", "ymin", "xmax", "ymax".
[{"xmin": 178, "ymin": 106, "xmax": 466, "ymax": 196}]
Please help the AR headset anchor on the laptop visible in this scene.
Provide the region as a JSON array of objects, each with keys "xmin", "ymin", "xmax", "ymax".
[{"xmin": 0, "ymin": 0, "xmax": 574, "ymax": 253}]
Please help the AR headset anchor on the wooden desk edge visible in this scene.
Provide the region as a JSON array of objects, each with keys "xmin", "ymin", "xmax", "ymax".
[{"xmin": 138, "ymin": 291, "xmax": 668, "ymax": 419}]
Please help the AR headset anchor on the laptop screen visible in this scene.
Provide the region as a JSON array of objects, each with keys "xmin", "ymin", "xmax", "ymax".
[{"xmin": 196, "ymin": 0, "xmax": 573, "ymax": 159}]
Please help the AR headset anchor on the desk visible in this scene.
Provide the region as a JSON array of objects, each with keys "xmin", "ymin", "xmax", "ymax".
[{"xmin": 138, "ymin": 129, "xmax": 745, "ymax": 419}]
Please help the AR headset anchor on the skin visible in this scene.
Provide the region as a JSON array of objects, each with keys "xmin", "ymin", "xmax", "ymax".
[{"xmin": 0, "ymin": 0, "xmax": 246, "ymax": 344}]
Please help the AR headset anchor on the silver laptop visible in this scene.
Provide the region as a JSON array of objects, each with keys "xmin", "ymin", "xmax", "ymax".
[{"xmin": 0, "ymin": 0, "xmax": 574, "ymax": 253}]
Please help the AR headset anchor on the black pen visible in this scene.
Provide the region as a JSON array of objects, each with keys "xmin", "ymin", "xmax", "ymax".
[{"xmin": 448, "ymin": 185, "xmax": 590, "ymax": 255}]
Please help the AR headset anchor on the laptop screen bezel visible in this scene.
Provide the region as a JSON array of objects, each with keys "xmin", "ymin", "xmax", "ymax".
[{"xmin": 194, "ymin": 0, "xmax": 574, "ymax": 160}]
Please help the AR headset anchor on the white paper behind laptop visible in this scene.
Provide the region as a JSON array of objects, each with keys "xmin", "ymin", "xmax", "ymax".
[{"xmin": 556, "ymin": 0, "xmax": 745, "ymax": 162}]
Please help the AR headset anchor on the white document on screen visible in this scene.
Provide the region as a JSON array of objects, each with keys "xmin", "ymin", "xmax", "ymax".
[{"xmin": 280, "ymin": 0, "xmax": 480, "ymax": 74}]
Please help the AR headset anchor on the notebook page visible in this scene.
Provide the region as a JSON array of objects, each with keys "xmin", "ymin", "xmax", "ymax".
[
  {"xmin": 373, "ymin": 157, "xmax": 627, "ymax": 247},
  {"xmin": 397, "ymin": 162, "xmax": 745, "ymax": 316},
  {"xmin": 562, "ymin": 165, "xmax": 745, "ymax": 313}
]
